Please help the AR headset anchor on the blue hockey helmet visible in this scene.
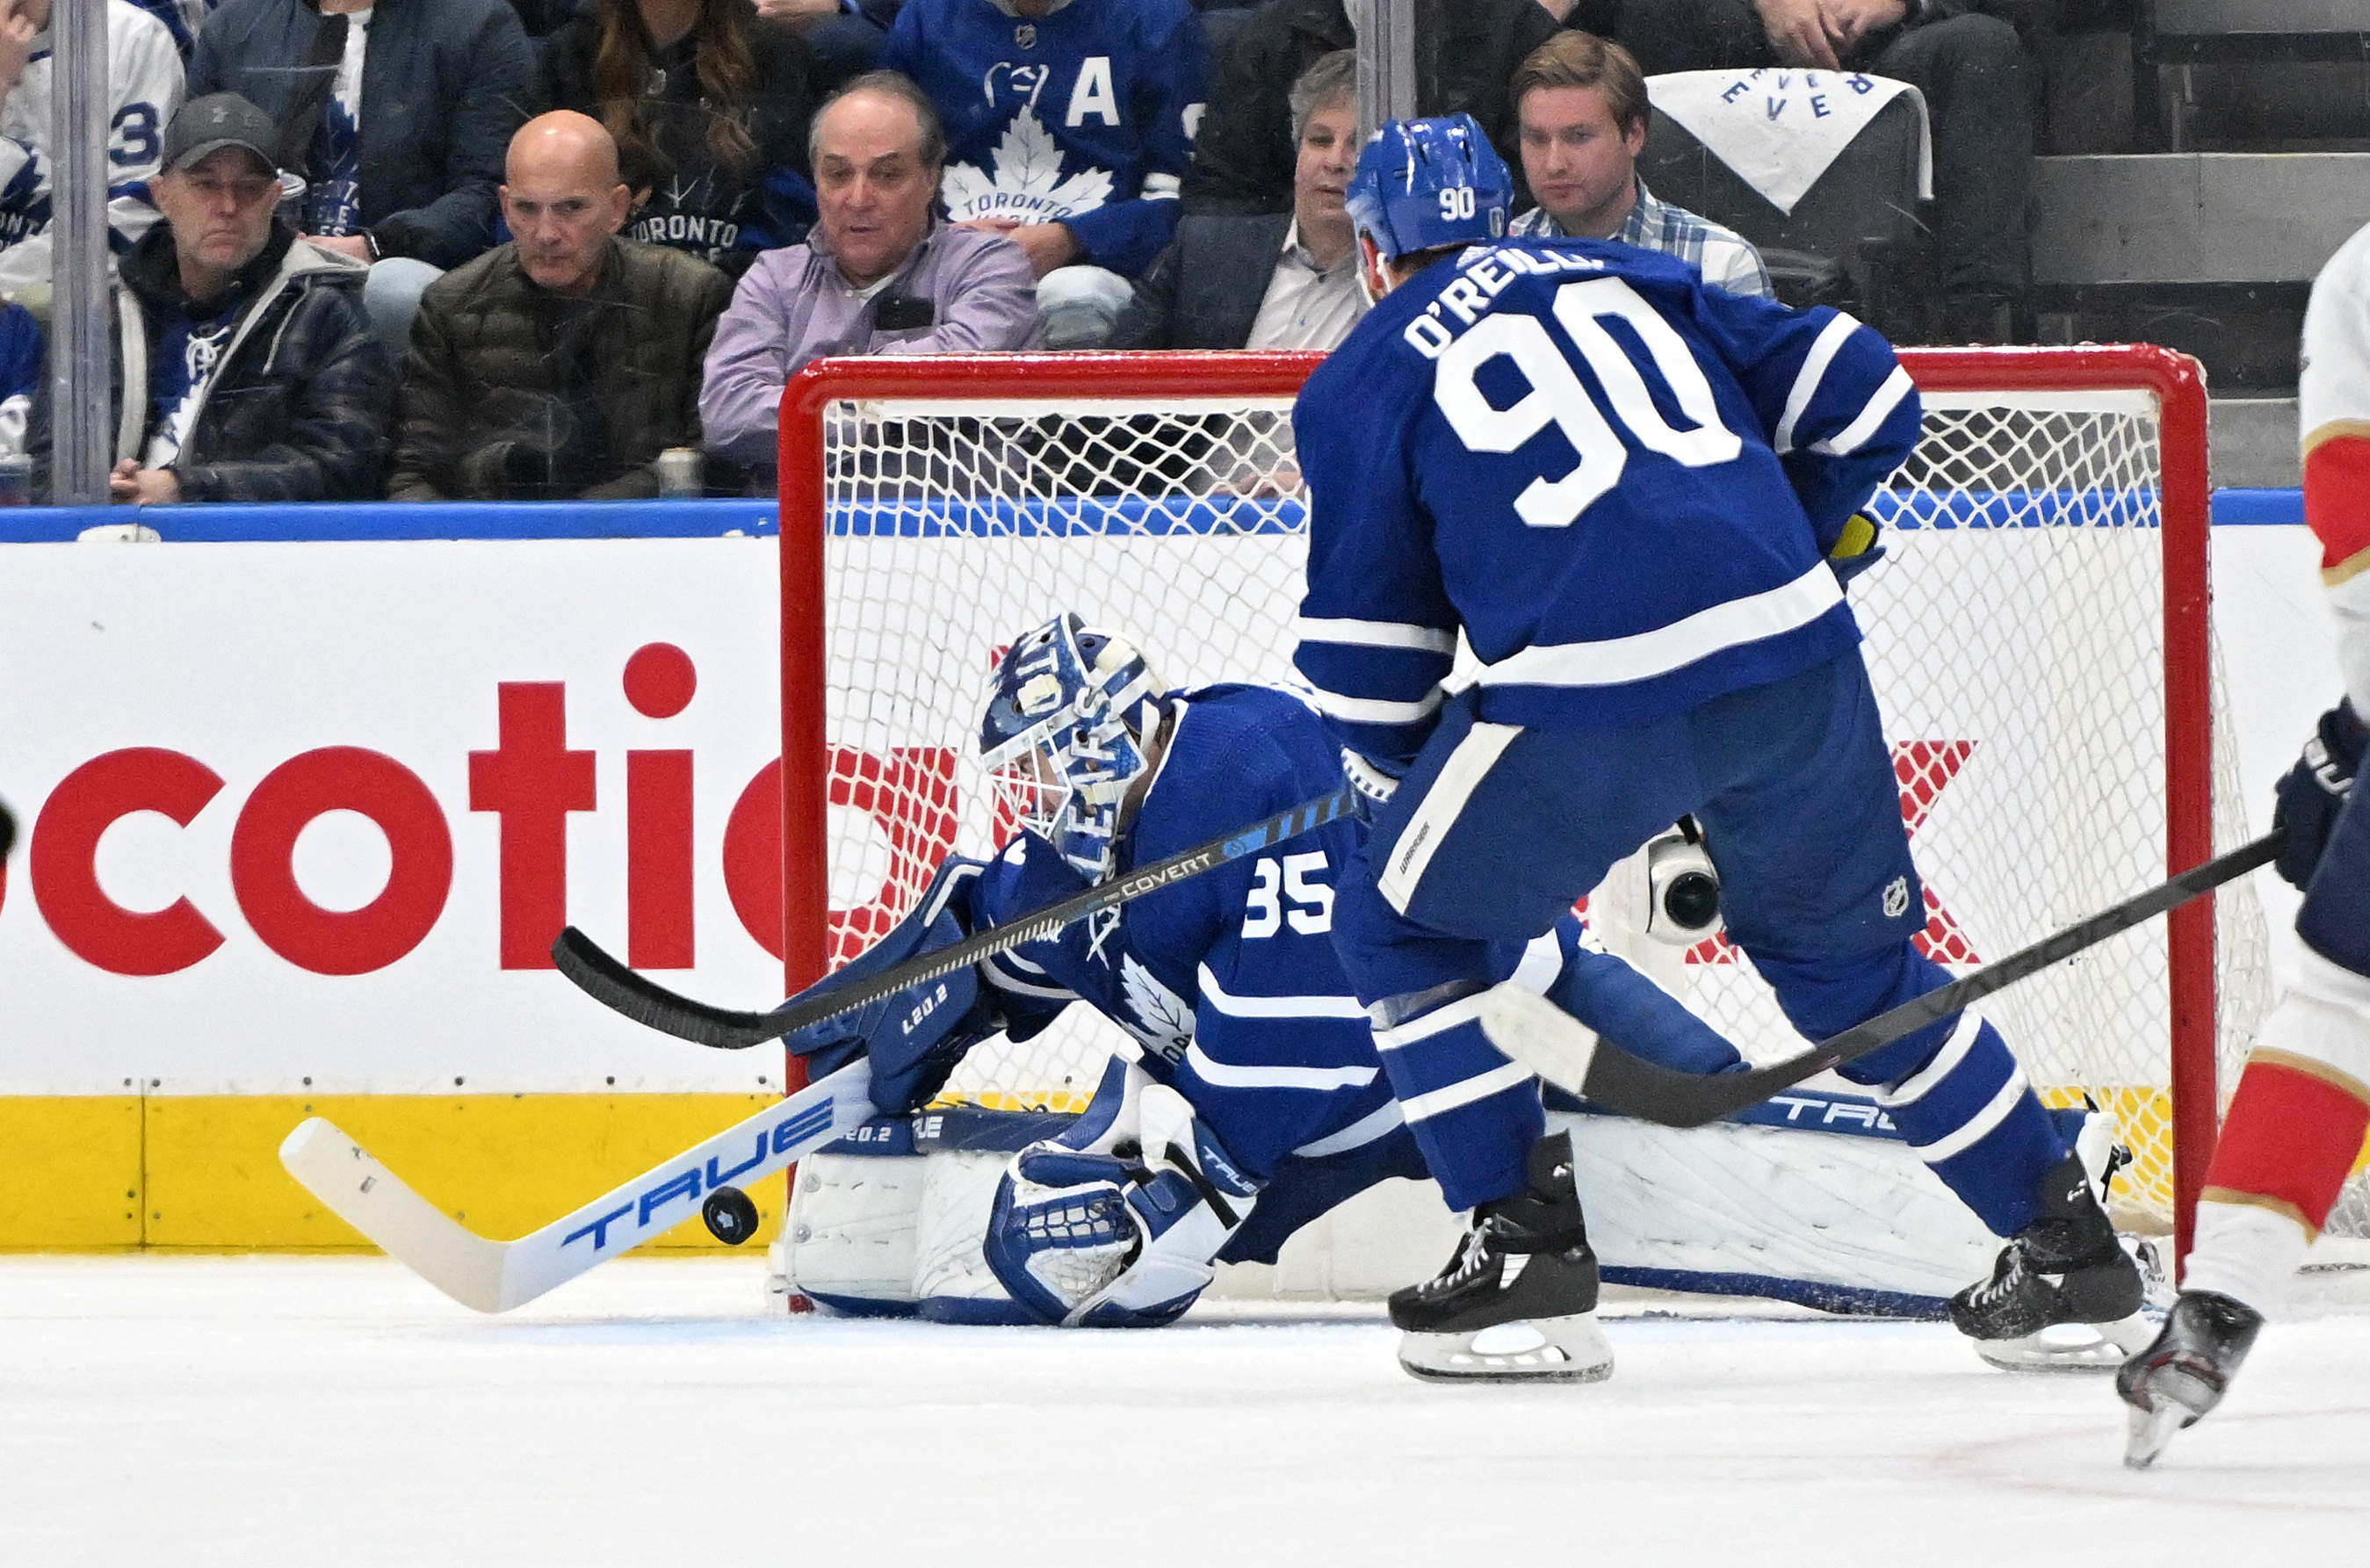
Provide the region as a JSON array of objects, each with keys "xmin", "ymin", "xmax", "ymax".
[
  {"xmin": 979, "ymin": 614, "xmax": 1167, "ymax": 884},
  {"xmin": 1346, "ymin": 113, "xmax": 1513, "ymax": 263}
]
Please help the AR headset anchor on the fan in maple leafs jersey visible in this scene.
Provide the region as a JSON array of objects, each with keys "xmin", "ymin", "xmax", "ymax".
[
  {"xmin": 782, "ymin": 614, "xmax": 1746, "ymax": 1327},
  {"xmin": 881, "ymin": 0, "xmax": 1206, "ymax": 343}
]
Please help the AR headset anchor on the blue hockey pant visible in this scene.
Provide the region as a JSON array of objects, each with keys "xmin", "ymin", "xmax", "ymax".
[{"xmin": 1335, "ymin": 653, "xmax": 2069, "ymax": 1233}]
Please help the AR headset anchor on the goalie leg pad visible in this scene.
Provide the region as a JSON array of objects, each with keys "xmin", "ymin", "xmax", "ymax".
[{"xmin": 982, "ymin": 1059, "xmax": 1261, "ymax": 1327}]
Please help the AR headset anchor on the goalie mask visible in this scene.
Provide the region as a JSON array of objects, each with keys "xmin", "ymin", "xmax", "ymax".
[{"xmin": 979, "ymin": 613, "xmax": 1167, "ymax": 884}]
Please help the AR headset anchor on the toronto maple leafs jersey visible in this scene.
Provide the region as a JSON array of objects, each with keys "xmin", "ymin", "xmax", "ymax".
[
  {"xmin": 0, "ymin": 3, "xmax": 183, "ymax": 302},
  {"xmin": 1293, "ymin": 236, "xmax": 1920, "ymax": 770},
  {"xmin": 881, "ymin": 0, "xmax": 1207, "ymax": 278},
  {"xmin": 128, "ymin": 0, "xmax": 217, "ymax": 60}
]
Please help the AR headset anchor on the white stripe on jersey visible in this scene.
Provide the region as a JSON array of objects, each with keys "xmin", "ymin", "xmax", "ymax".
[
  {"xmin": 1909, "ymin": 1066, "xmax": 2030, "ymax": 1163},
  {"xmin": 1773, "ymin": 312, "xmax": 1862, "ymax": 455},
  {"xmin": 1509, "ymin": 930, "xmax": 1565, "ymax": 994},
  {"xmin": 1476, "ymin": 562, "xmax": 1841, "ymax": 692},
  {"xmin": 1398, "ymin": 1060, "xmax": 1532, "ymax": 1123},
  {"xmin": 1296, "ymin": 616, "xmax": 1458, "ymax": 654},
  {"xmin": 1810, "ymin": 365, "xmax": 1915, "ymax": 457},
  {"xmin": 1196, "ymin": 965, "xmax": 1366, "ymax": 1020},
  {"xmin": 1291, "ymin": 1099, "xmax": 1405, "ymax": 1158},
  {"xmin": 1183, "ymin": 1041, "xmax": 1377, "ymax": 1092},
  {"xmin": 1303, "ymin": 682, "xmax": 1446, "ymax": 727}
]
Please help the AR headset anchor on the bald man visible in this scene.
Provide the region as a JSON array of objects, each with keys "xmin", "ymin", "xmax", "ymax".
[{"xmin": 391, "ymin": 111, "xmax": 735, "ymax": 501}]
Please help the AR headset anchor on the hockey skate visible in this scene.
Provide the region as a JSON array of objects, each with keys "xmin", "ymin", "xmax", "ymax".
[
  {"xmin": 2115, "ymin": 1290, "xmax": 2265, "ymax": 1469},
  {"xmin": 1389, "ymin": 1133, "xmax": 1614, "ymax": 1384},
  {"xmin": 1950, "ymin": 1151, "xmax": 2150, "ymax": 1371}
]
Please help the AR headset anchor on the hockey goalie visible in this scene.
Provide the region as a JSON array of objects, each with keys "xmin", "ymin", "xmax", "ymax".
[{"xmin": 769, "ymin": 612, "xmax": 2149, "ymax": 1380}]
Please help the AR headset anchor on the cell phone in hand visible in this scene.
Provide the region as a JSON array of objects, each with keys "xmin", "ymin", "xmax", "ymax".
[{"xmin": 874, "ymin": 294, "xmax": 935, "ymax": 331}]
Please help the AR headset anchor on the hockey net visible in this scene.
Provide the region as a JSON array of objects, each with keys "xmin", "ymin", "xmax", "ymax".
[{"xmin": 778, "ymin": 346, "xmax": 2271, "ymax": 1248}]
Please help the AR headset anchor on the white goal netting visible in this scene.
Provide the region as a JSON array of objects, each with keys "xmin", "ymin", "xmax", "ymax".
[{"xmin": 793, "ymin": 351, "xmax": 2270, "ymax": 1236}]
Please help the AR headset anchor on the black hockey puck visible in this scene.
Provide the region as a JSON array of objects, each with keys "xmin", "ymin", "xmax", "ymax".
[
  {"xmin": 702, "ymin": 1185, "xmax": 760, "ymax": 1246},
  {"xmin": 1661, "ymin": 868, "xmax": 1722, "ymax": 934}
]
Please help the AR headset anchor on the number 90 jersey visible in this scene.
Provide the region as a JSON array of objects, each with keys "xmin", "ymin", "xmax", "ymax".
[{"xmin": 1292, "ymin": 237, "xmax": 1920, "ymax": 770}]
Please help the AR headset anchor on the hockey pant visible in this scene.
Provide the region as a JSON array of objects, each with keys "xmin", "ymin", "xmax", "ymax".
[
  {"xmin": 2186, "ymin": 781, "xmax": 2370, "ymax": 1313},
  {"xmin": 1334, "ymin": 654, "xmax": 2070, "ymax": 1232}
]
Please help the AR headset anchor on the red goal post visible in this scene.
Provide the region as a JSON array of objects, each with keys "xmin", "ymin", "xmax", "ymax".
[{"xmin": 775, "ymin": 343, "xmax": 2247, "ymax": 1265}]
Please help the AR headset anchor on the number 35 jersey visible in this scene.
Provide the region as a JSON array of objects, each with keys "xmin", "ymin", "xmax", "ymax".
[
  {"xmin": 964, "ymin": 683, "xmax": 1398, "ymax": 1181},
  {"xmin": 1292, "ymin": 237, "xmax": 1921, "ymax": 770}
]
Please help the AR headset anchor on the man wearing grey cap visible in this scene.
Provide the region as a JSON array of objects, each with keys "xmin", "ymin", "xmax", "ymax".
[{"xmin": 29, "ymin": 91, "xmax": 395, "ymax": 502}]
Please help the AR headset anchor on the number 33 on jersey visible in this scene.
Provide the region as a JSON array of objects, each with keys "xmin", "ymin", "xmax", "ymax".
[{"xmin": 1292, "ymin": 236, "xmax": 1923, "ymax": 770}]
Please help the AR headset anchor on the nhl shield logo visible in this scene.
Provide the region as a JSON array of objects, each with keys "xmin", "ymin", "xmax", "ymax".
[
  {"xmin": 1882, "ymin": 876, "xmax": 1911, "ymax": 920},
  {"xmin": 1015, "ymin": 22, "xmax": 1037, "ymax": 47}
]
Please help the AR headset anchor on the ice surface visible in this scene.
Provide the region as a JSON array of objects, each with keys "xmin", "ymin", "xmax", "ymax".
[{"xmin": 5, "ymin": 1255, "xmax": 2369, "ymax": 1566}]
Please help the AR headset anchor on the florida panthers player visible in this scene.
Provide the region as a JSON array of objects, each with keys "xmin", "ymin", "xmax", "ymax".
[
  {"xmin": 2116, "ymin": 222, "xmax": 2370, "ymax": 1466},
  {"xmin": 1292, "ymin": 115, "xmax": 2146, "ymax": 1367},
  {"xmin": 785, "ymin": 611, "xmax": 1746, "ymax": 1371}
]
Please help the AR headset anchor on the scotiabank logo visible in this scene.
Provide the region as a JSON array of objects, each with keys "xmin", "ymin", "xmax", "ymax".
[{"xmin": 10, "ymin": 643, "xmax": 960, "ymax": 979}]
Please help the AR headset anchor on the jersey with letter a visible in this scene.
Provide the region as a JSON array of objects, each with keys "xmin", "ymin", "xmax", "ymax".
[
  {"xmin": 881, "ymin": 0, "xmax": 1205, "ymax": 278},
  {"xmin": 1292, "ymin": 236, "xmax": 1918, "ymax": 770},
  {"xmin": 2301, "ymin": 219, "xmax": 2370, "ymax": 715}
]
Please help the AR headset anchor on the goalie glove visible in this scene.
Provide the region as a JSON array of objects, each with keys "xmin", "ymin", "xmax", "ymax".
[
  {"xmin": 2273, "ymin": 698, "xmax": 2368, "ymax": 890},
  {"xmin": 778, "ymin": 856, "xmax": 1008, "ymax": 1113},
  {"xmin": 983, "ymin": 1058, "xmax": 1261, "ymax": 1327},
  {"xmin": 1825, "ymin": 512, "xmax": 1887, "ymax": 586}
]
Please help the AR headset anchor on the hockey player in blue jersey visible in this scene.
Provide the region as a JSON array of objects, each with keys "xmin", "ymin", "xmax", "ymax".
[
  {"xmin": 881, "ymin": 0, "xmax": 1207, "ymax": 346},
  {"xmin": 784, "ymin": 611, "xmax": 1746, "ymax": 1354},
  {"xmin": 1293, "ymin": 116, "xmax": 2147, "ymax": 1366}
]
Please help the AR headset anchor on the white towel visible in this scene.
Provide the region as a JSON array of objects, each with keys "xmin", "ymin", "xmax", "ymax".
[{"xmin": 1645, "ymin": 69, "xmax": 1933, "ymax": 217}]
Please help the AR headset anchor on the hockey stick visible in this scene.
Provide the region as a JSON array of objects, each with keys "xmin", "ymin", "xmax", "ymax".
[
  {"xmin": 279, "ymin": 1060, "xmax": 878, "ymax": 1312},
  {"xmin": 551, "ymin": 785, "xmax": 1359, "ymax": 1050},
  {"xmin": 1498, "ymin": 830, "xmax": 2286, "ymax": 1130}
]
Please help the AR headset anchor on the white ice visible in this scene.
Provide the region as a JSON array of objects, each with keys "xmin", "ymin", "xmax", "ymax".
[{"xmin": 6, "ymin": 1255, "xmax": 2369, "ymax": 1566}]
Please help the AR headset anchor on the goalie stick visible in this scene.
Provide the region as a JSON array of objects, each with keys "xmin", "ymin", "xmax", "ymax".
[
  {"xmin": 278, "ymin": 1060, "xmax": 878, "ymax": 1312},
  {"xmin": 550, "ymin": 784, "xmax": 1361, "ymax": 1050},
  {"xmin": 1496, "ymin": 830, "xmax": 2286, "ymax": 1129}
]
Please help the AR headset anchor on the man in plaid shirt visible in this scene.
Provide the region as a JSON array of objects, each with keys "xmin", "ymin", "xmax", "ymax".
[{"xmin": 1505, "ymin": 32, "xmax": 1772, "ymax": 300}]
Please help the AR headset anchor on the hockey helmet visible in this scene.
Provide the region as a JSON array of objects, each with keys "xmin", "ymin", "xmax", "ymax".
[
  {"xmin": 979, "ymin": 613, "xmax": 1167, "ymax": 884},
  {"xmin": 1345, "ymin": 113, "xmax": 1512, "ymax": 264}
]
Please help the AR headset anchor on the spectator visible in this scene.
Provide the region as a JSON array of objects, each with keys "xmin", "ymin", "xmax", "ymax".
[
  {"xmin": 753, "ymin": 0, "xmax": 898, "ymax": 86},
  {"xmin": 390, "ymin": 112, "xmax": 732, "ymax": 500},
  {"xmin": 881, "ymin": 0, "xmax": 1206, "ymax": 348},
  {"xmin": 1113, "ymin": 47, "xmax": 1361, "ymax": 350},
  {"xmin": 1507, "ymin": 32, "xmax": 1770, "ymax": 300},
  {"xmin": 1606, "ymin": 0, "xmax": 2034, "ymax": 340},
  {"xmin": 700, "ymin": 72, "xmax": 1037, "ymax": 467},
  {"xmin": 29, "ymin": 93, "xmax": 394, "ymax": 502},
  {"xmin": 133, "ymin": 0, "xmax": 223, "ymax": 60},
  {"xmin": 188, "ymin": 0, "xmax": 535, "ymax": 347},
  {"xmin": 538, "ymin": 0, "xmax": 822, "ymax": 278},
  {"xmin": 1181, "ymin": 0, "xmax": 1555, "ymax": 219},
  {"xmin": 0, "ymin": 0, "xmax": 184, "ymax": 308}
]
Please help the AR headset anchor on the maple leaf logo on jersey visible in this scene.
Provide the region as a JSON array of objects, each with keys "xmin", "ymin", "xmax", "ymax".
[
  {"xmin": 940, "ymin": 108, "xmax": 1114, "ymax": 225},
  {"xmin": 1116, "ymin": 955, "xmax": 1193, "ymax": 1066}
]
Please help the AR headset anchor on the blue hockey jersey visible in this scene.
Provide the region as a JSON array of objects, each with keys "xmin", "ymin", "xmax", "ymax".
[
  {"xmin": 881, "ymin": 0, "xmax": 1207, "ymax": 278},
  {"xmin": 1291, "ymin": 237, "xmax": 1920, "ymax": 770},
  {"xmin": 943, "ymin": 682, "xmax": 1740, "ymax": 1181}
]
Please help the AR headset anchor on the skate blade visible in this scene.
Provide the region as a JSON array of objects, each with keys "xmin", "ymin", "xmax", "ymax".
[
  {"xmin": 2123, "ymin": 1399, "xmax": 2192, "ymax": 1470},
  {"xmin": 1975, "ymin": 1311, "xmax": 2159, "ymax": 1374},
  {"xmin": 1398, "ymin": 1313, "xmax": 1615, "ymax": 1384}
]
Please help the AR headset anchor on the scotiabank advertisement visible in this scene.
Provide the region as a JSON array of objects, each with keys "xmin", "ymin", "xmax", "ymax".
[{"xmin": 0, "ymin": 537, "xmax": 798, "ymax": 1096}]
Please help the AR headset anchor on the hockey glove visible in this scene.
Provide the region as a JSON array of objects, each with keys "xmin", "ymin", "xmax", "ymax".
[
  {"xmin": 2273, "ymin": 698, "xmax": 2368, "ymax": 889},
  {"xmin": 1340, "ymin": 748, "xmax": 1403, "ymax": 823},
  {"xmin": 778, "ymin": 856, "xmax": 1007, "ymax": 1112},
  {"xmin": 1826, "ymin": 513, "xmax": 1887, "ymax": 587}
]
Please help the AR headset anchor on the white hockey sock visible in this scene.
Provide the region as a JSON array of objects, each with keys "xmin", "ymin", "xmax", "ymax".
[{"xmin": 2179, "ymin": 1200, "xmax": 2312, "ymax": 1319}]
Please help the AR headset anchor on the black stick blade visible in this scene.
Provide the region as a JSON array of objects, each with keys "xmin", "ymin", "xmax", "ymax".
[{"xmin": 550, "ymin": 927, "xmax": 778, "ymax": 1049}]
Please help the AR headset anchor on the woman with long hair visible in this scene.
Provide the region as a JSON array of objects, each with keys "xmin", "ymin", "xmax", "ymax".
[{"xmin": 538, "ymin": 0, "xmax": 821, "ymax": 277}]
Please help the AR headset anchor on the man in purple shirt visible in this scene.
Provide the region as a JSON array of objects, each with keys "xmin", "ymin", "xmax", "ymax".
[{"xmin": 699, "ymin": 70, "xmax": 1041, "ymax": 469}]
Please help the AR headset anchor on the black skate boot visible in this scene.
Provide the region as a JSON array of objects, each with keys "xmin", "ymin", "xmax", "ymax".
[
  {"xmin": 1950, "ymin": 1150, "xmax": 2149, "ymax": 1369},
  {"xmin": 2116, "ymin": 1290, "xmax": 2265, "ymax": 1469},
  {"xmin": 1388, "ymin": 1133, "xmax": 1613, "ymax": 1383}
]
